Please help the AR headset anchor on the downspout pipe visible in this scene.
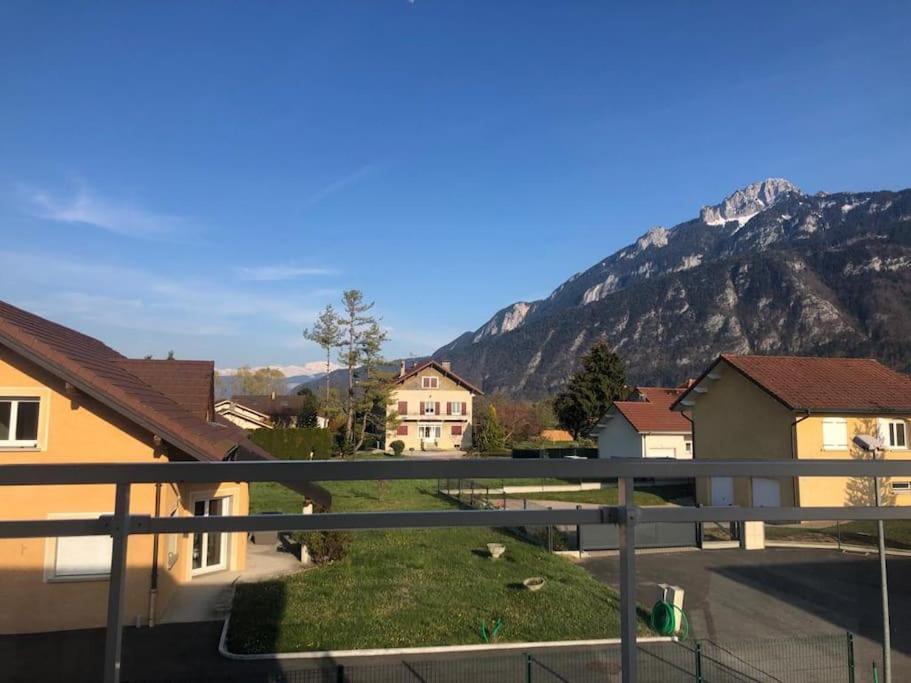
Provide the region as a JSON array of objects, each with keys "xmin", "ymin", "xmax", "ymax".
[{"xmin": 148, "ymin": 482, "xmax": 161, "ymax": 627}]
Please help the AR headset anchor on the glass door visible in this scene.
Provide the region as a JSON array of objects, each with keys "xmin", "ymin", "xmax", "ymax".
[{"xmin": 191, "ymin": 495, "xmax": 230, "ymax": 575}]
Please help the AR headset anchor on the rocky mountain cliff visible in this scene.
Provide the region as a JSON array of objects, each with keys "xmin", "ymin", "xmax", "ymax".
[{"xmin": 433, "ymin": 179, "xmax": 911, "ymax": 398}]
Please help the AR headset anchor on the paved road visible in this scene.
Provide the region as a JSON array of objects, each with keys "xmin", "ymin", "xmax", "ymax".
[{"xmin": 583, "ymin": 547, "xmax": 911, "ymax": 681}]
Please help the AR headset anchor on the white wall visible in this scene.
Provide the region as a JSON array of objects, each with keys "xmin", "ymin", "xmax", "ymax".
[
  {"xmin": 643, "ymin": 433, "xmax": 692, "ymax": 459},
  {"xmin": 596, "ymin": 413, "xmax": 643, "ymax": 459}
]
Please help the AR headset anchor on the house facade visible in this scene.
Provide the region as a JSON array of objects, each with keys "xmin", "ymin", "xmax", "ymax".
[
  {"xmin": 0, "ymin": 300, "xmax": 328, "ymax": 634},
  {"xmin": 386, "ymin": 360, "xmax": 481, "ymax": 451},
  {"xmin": 592, "ymin": 386, "xmax": 693, "ymax": 459},
  {"xmin": 673, "ymin": 354, "xmax": 911, "ymax": 509},
  {"xmin": 216, "ymin": 393, "xmax": 328, "ymax": 430}
]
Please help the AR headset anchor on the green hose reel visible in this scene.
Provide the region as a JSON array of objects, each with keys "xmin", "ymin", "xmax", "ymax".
[{"xmin": 650, "ymin": 599, "xmax": 689, "ymax": 640}]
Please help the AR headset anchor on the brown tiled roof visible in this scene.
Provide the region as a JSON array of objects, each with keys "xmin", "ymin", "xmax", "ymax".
[
  {"xmin": 116, "ymin": 359, "xmax": 215, "ymax": 421},
  {"xmin": 613, "ymin": 386, "xmax": 692, "ymax": 434},
  {"xmin": 675, "ymin": 354, "xmax": 911, "ymax": 413},
  {"xmin": 231, "ymin": 394, "xmax": 308, "ymax": 419},
  {"xmin": 393, "ymin": 360, "xmax": 484, "ymax": 394},
  {"xmin": 0, "ymin": 299, "xmax": 241, "ymax": 461}
]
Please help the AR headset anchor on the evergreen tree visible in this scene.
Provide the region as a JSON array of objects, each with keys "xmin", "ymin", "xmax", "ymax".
[
  {"xmin": 304, "ymin": 304, "xmax": 342, "ymax": 408},
  {"xmin": 475, "ymin": 404, "xmax": 507, "ymax": 452},
  {"xmin": 295, "ymin": 387, "xmax": 321, "ymax": 428},
  {"xmin": 554, "ymin": 340, "xmax": 627, "ymax": 440}
]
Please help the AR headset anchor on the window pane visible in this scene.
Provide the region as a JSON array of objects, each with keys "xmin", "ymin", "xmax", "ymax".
[
  {"xmin": 15, "ymin": 401, "xmax": 39, "ymax": 441},
  {"xmin": 897, "ymin": 423, "xmax": 907, "ymax": 448},
  {"xmin": 0, "ymin": 402, "xmax": 9, "ymax": 440},
  {"xmin": 56, "ymin": 534, "xmax": 112, "ymax": 577}
]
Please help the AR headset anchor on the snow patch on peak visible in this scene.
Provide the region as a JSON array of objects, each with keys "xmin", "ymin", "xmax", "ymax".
[{"xmin": 700, "ymin": 178, "xmax": 801, "ymax": 226}]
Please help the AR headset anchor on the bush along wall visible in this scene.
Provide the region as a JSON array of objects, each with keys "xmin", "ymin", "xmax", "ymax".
[
  {"xmin": 512, "ymin": 446, "xmax": 598, "ymax": 459},
  {"xmin": 249, "ymin": 428, "xmax": 334, "ymax": 459}
]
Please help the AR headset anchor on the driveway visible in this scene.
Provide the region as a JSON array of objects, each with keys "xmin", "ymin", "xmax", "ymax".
[{"xmin": 582, "ymin": 547, "xmax": 911, "ymax": 680}]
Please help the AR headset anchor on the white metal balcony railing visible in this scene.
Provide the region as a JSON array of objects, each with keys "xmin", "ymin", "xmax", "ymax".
[{"xmin": 2, "ymin": 457, "xmax": 911, "ymax": 683}]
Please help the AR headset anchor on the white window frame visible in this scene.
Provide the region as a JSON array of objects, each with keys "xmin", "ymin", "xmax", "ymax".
[
  {"xmin": 421, "ymin": 376, "xmax": 439, "ymax": 389},
  {"xmin": 45, "ymin": 512, "xmax": 113, "ymax": 582},
  {"xmin": 450, "ymin": 402, "xmax": 463, "ymax": 416},
  {"xmin": 684, "ymin": 440, "xmax": 693, "ymax": 454},
  {"xmin": 424, "ymin": 402, "xmax": 436, "ymax": 415},
  {"xmin": 0, "ymin": 397, "xmax": 41, "ymax": 448},
  {"xmin": 189, "ymin": 492, "xmax": 233, "ymax": 577},
  {"xmin": 822, "ymin": 418, "xmax": 848, "ymax": 451},
  {"xmin": 882, "ymin": 419, "xmax": 908, "ymax": 450},
  {"xmin": 891, "ymin": 481, "xmax": 911, "ymax": 494},
  {"xmin": 418, "ymin": 423, "xmax": 442, "ymax": 441}
]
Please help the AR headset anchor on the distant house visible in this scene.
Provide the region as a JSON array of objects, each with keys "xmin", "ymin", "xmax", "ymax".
[
  {"xmin": 540, "ymin": 429, "xmax": 574, "ymax": 443},
  {"xmin": 0, "ymin": 299, "xmax": 329, "ymax": 635},
  {"xmin": 673, "ymin": 354, "xmax": 911, "ymax": 508},
  {"xmin": 592, "ymin": 386, "xmax": 693, "ymax": 459},
  {"xmin": 386, "ymin": 360, "xmax": 482, "ymax": 451},
  {"xmin": 216, "ymin": 393, "xmax": 328, "ymax": 430}
]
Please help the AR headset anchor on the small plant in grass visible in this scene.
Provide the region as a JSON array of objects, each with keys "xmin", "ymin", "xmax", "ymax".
[
  {"xmin": 390, "ymin": 440, "xmax": 405, "ymax": 456},
  {"xmin": 295, "ymin": 504, "xmax": 352, "ymax": 564},
  {"xmin": 479, "ymin": 617, "xmax": 503, "ymax": 643}
]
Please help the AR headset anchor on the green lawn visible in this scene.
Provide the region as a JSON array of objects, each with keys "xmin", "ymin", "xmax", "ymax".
[
  {"xmin": 765, "ymin": 520, "xmax": 911, "ymax": 550},
  {"xmin": 231, "ymin": 478, "xmax": 645, "ymax": 653},
  {"xmin": 505, "ymin": 484, "xmax": 693, "ymax": 507}
]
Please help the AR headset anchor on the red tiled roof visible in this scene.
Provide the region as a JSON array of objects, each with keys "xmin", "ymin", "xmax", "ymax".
[
  {"xmin": 116, "ymin": 359, "xmax": 215, "ymax": 421},
  {"xmin": 393, "ymin": 360, "xmax": 484, "ymax": 394},
  {"xmin": 676, "ymin": 354, "xmax": 911, "ymax": 413},
  {"xmin": 231, "ymin": 394, "xmax": 308, "ymax": 419},
  {"xmin": 613, "ymin": 388, "xmax": 692, "ymax": 434}
]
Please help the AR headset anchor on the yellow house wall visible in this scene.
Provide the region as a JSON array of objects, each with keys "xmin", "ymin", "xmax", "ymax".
[
  {"xmin": 691, "ymin": 361, "xmax": 796, "ymax": 507},
  {"xmin": 386, "ymin": 367, "xmax": 475, "ymax": 451},
  {"xmin": 0, "ymin": 346, "xmax": 247, "ymax": 634},
  {"xmin": 795, "ymin": 415, "xmax": 911, "ymax": 507}
]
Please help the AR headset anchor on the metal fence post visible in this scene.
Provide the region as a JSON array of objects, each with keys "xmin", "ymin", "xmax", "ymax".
[
  {"xmin": 618, "ymin": 477, "xmax": 638, "ymax": 683},
  {"xmin": 103, "ymin": 483, "xmax": 132, "ymax": 683},
  {"xmin": 525, "ymin": 652, "xmax": 532, "ymax": 683},
  {"xmin": 695, "ymin": 641, "xmax": 703, "ymax": 683},
  {"xmin": 847, "ymin": 632, "xmax": 856, "ymax": 683},
  {"xmin": 577, "ymin": 504, "xmax": 583, "ymax": 557}
]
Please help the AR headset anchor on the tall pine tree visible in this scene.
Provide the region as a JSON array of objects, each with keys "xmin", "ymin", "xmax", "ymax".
[{"xmin": 554, "ymin": 340, "xmax": 627, "ymax": 440}]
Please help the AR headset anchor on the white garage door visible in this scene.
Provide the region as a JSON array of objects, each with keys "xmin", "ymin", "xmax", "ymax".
[
  {"xmin": 752, "ymin": 478, "xmax": 781, "ymax": 507},
  {"xmin": 711, "ymin": 477, "xmax": 734, "ymax": 506},
  {"xmin": 646, "ymin": 447, "xmax": 676, "ymax": 458}
]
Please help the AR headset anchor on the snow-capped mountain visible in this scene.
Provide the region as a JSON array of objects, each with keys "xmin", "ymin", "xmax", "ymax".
[{"xmin": 434, "ymin": 179, "xmax": 911, "ymax": 397}]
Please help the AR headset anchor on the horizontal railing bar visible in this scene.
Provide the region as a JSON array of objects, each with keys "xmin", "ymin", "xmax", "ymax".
[
  {"xmin": 1, "ymin": 458, "xmax": 911, "ymax": 485},
  {"xmin": 638, "ymin": 506, "xmax": 911, "ymax": 523},
  {"xmin": 6, "ymin": 505, "xmax": 911, "ymax": 538},
  {"xmin": 0, "ymin": 517, "xmax": 110, "ymax": 538}
]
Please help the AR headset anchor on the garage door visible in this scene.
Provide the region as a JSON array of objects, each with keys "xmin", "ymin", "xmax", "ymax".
[
  {"xmin": 711, "ymin": 477, "xmax": 734, "ymax": 506},
  {"xmin": 752, "ymin": 478, "xmax": 781, "ymax": 507},
  {"xmin": 647, "ymin": 447, "xmax": 676, "ymax": 458}
]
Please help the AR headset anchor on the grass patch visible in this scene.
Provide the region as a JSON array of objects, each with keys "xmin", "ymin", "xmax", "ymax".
[
  {"xmin": 766, "ymin": 520, "xmax": 911, "ymax": 550},
  {"xmin": 233, "ymin": 478, "xmax": 644, "ymax": 653},
  {"xmin": 505, "ymin": 484, "xmax": 693, "ymax": 507}
]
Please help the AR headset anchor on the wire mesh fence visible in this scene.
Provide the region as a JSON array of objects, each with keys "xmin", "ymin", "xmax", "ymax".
[{"xmin": 134, "ymin": 633, "xmax": 854, "ymax": 683}]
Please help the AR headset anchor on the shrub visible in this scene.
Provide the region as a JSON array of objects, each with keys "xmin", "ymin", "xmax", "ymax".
[
  {"xmin": 296, "ymin": 529, "xmax": 352, "ymax": 564},
  {"xmin": 389, "ymin": 440, "xmax": 405, "ymax": 456},
  {"xmin": 249, "ymin": 428, "xmax": 334, "ymax": 459}
]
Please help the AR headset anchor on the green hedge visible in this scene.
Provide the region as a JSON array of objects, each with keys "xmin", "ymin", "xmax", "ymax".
[
  {"xmin": 249, "ymin": 428, "xmax": 334, "ymax": 459},
  {"xmin": 512, "ymin": 446, "xmax": 598, "ymax": 459}
]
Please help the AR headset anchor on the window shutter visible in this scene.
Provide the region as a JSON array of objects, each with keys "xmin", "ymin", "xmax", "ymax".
[
  {"xmin": 420, "ymin": 401, "xmax": 425, "ymax": 414},
  {"xmin": 452, "ymin": 424, "xmax": 462, "ymax": 436},
  {"xmin": 397, "ymin": 425, "xmax": 408, "ymax": 436},
  {"xmin": 822, "ymin": 418, "xmax": 848, "ymax": 449},
  {"xmin": 398, "ymin": 401, "xmax": 407, "ymax": 415},
  {"xmin": 435, "ymin": 402, "xmax": 441, "ymax": 415},
  {"xmin": 446, "ymin": 402, "xmax": 452, "ymax": 415},
  {"xmin": 462, "ymin": 402, "xmax": 467, "ymax": 414}
]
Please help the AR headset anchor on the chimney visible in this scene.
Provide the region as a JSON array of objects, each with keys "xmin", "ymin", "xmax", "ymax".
[
  {"xmin": 399, "ymin": 360, "xmax": 406, "ymax": 377},
  {"xmin": 441, "ymin": 360, "xmax": 452, "ymax": 372}
]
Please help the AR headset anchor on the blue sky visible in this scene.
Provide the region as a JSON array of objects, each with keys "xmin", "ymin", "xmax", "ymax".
[{"xmin": 2, "ymin": 2, "xmax": 910, "ymax": 371}]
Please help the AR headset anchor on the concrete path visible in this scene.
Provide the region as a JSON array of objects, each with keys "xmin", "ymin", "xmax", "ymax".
[
  {"xmin": 582, "ymin": 546, "xmax": 911, "ymax": 680},
  {"xmin": 160, "ymin": 539, "xmax": 304, "ymax": 624}
]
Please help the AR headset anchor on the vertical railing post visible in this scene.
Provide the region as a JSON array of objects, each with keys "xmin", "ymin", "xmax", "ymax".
[
  {"xmin": 847, "ymin": 631, "xmax": 856, "ymax": 683},
  {"xmin": 525, "ymin": 652, "xmax": 533, "ymax": 683},
  {"xmin": 103, "ymin": 482, "xmax": 132, "ymax": 683},
  {"xmin": 618, "ymin": 476, "xmax": 638, "ymax": 683},
  {"xmin": 695, "ymin": 641, "xmax": 703, "ymax": 683}
]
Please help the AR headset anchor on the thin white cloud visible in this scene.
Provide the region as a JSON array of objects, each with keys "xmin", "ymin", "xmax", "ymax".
[
  {"xmin": 19, "ymin": 183, "xmax": 187, "ymax": 238},
  {"xmin": 235, "ymin": 265, "xmax": 337, "ymax": 281},
  {"xmin": 305, "ymin": 165, "xmax": 376, "ymax": 206}
]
